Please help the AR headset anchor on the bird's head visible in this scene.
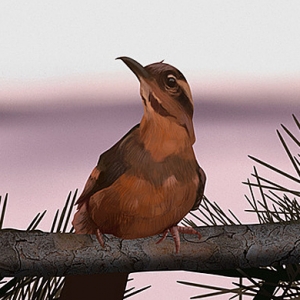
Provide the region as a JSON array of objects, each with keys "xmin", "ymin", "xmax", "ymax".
[{"xmin": 117, "ymin": 56, "xmax": 195, "ymax": 144}]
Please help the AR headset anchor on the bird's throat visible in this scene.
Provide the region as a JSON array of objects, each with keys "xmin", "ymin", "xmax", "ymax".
[{"xmin": 139, "ymin": 114, "xmax": 193, "ymax": 162}]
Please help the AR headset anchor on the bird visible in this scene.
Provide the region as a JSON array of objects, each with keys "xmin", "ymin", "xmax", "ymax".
[{"xmin": 72, "ymin": 56, "xmax": 206, "ymax": 253}]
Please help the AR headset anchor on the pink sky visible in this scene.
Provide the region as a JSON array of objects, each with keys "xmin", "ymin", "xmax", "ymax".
[{"xmin": 1, "ymin": 74, "xmax": 300, "ymax": 109}]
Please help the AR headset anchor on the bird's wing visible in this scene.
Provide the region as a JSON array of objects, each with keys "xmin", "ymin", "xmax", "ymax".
[
  {"xmin": 191, "ymin": 164, "xmax": 206, "ymax": 211},
  {"xmin": 75, "ymin": 166, "xmax": 101, "ymax": 208},
  {"xmin": 75, "ymin": 124, "xmax": 140, "ymax": 208}
]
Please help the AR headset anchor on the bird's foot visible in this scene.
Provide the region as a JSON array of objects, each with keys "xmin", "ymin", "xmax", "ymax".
[
  {"xmin": 156, "ymin": 225, "xmax": 201, "ymax": 253},
  {"xmin": 96, "ymin": 229, "xmax": 105, "ymax": 248}
]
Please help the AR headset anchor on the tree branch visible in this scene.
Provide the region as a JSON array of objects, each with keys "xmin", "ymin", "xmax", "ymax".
[{"xmin": 1, "ymin": 223, "xmax": 299, "ymax": 277}]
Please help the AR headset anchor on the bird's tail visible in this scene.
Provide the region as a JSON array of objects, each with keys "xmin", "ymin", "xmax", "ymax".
[{"xmin": 72, "ymin": 202, "xmax": 98, "ymax": 234}]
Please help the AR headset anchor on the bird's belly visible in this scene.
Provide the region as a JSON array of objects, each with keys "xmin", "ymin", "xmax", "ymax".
[{"xmin": 89, "ymin": 173, "xmax": 198, "ymax": 239}]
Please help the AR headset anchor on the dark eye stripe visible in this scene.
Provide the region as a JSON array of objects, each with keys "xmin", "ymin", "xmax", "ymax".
[
  {"xmin": 175, "ymin": 91, "xmax": 193, "ymax": 118},
  {"xmin": 149, "ymin": 93, "xmax": 174, "ymax": 118},
  {"xmin": 144, "ymin": 63, "xmax": 193, "ymax": 117}
]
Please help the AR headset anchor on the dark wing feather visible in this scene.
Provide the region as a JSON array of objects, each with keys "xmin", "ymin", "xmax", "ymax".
[
  {"xmin": 75, "ymin": 124, "xmax": 140, "ymax": 207},
  {"xmin": 191, "ymin": 164, "xmax": 206, "ymax": 211}
]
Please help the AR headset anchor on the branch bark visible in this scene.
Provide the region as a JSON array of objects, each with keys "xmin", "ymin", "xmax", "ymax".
[{"xmin": 1, "ymin": 223, "xmax": 299, "ymax": 277}]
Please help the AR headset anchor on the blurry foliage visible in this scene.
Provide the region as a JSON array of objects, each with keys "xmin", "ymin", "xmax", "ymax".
[{"xmin": 0, "ymin": 114, "xmax": 299, "ymax": 299}]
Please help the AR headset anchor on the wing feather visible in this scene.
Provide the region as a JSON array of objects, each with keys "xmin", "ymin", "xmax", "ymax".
[
  {"xmin": 191, "ymin": 164, "xmax": 206, "ymax": 211},
  {"xmin": 75, "ymin": 124, "xmax": 140, "ymax": 208}
]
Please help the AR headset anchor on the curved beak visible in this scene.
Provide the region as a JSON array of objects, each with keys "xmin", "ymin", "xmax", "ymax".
[{"xmin": 116, "ymin": 56, "xmax": 151, "ymax": 81}]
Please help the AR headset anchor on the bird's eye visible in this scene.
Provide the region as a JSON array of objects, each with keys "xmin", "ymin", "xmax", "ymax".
[{"xmin": 166, "ymin": 75, "xmax": 177, "ymax": 88}]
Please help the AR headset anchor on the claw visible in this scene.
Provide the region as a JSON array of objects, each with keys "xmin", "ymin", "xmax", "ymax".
[
  {"xmin": 156, "ymin": 225, "xmax": 201, "ymax": 253},
  {"xmin": 177, "ymin": 226, "xmax": 201, "ymax": 238},
  {"xmin": 156, "ymin": 229, "xmax": 169, "ymax": 244},
  {"xmin": 96, "ymin": 229, "xmax": 105, "ymax": 248}
]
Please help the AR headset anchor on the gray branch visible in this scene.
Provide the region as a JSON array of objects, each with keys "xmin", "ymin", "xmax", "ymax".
[{"xmin": 1, "ymin": 223, "xmax": 299, "ymax": 277}]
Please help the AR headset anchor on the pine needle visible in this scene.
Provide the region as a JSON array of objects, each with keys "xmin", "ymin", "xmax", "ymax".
[{"xmin": 0, "ymin": 193, "xmax": 8, "ymax": 229}]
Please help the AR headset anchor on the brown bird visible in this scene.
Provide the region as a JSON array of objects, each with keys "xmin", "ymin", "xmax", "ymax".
[{"xmin": 72, "ymin": 57, "xmax": 206, "ymax": 253}]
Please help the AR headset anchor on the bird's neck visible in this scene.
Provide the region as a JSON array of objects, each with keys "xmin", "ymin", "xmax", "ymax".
[{"xmin": 139, "ymin": 113, "xmax": 194, "ymax": 162}]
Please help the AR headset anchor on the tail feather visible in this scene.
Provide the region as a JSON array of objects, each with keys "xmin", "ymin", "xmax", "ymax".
[{"xmin": 72, "ymin": 202, "xmax": 98, "ymax": 234}]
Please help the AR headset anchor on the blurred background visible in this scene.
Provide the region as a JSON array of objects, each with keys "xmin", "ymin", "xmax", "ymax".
[{"xmin": 1, "ymin": 1, "xmax": 299, "ymax": 299}]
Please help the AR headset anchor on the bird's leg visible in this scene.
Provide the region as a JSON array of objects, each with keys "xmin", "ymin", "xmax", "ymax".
[
  {"xmin": 156, "ymin": 225, "xmax": 201, "ymax": 253},
  {"xmin": 177, "ymin": 226, "xmax": 201, "ymax": 238},
  {"xmin": 156, "ymin": 229, "xmax": 169, "ymax": 244},
  {"xmin": 170, "ymin": 226, "xmax": 181, "ymax": 253},
  {"xmin": 96, "ymin": 229, "xmax": 105, "ymax": 248}
]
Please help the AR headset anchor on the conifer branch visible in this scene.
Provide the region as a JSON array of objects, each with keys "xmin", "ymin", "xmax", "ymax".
[{"xmin": 1, "ymin": 222, "xmax": 300, "ymax": 278}]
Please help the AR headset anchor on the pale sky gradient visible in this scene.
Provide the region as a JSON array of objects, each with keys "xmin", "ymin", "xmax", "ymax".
[{"xmin": 1, "ymin": 1, "xmax": 300, "ymax": 107}]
